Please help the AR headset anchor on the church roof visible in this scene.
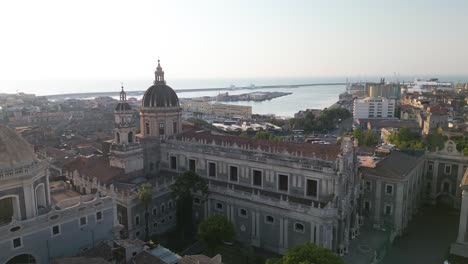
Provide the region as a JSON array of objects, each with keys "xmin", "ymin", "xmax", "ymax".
[
  {"xmin": 142, "ymin": 83, "xmax": 179, "ymax": 108},
  {"xmin": 64, "ymin": 156, "xmax": 125, "ymax": 184},
  {"xmin": 142, "ymin": 60, "xmax": 180, "ymax": 108},
  {"xmin": 115, "ymin": 102, "xmax": 131, "ymax": 111},
  {"xmin": 0, "ymin": 125, "xmax": 38, "ymax": 170}
]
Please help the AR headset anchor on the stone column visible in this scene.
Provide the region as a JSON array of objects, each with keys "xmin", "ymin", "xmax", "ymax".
[
  {"xmin": 230, "ymin": 205, "xmax": 235, "ymax": 224},
  {"xmin": 310, "ymin": 222, "xmax": 315, "ymax": 243},
  {"xmin": 284, "ymin": 218, "xmax": 289, "ymax": 248},
  {"xmin": 457, "ymin": 189, "xmax": 468, "ymax": 243},
  {"xmin": 374, "ymin": 180, "xmax": 382, "ymax": 223},
  {"xmin": 395, "ymin": 182, "xmax": 404, "ymax": 233},
  {"xmin": 431, "ymin": 160, "xmax": 439, "ymax": 199},
  {"xmin": 23, "ymin": 183, "xmax": 36, "ymax": 219},
  {"xmin": 279, "ymin": 218, "xmax": 284, "ymax": 246}
]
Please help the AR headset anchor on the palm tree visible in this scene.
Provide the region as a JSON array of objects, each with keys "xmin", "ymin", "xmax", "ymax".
[{"xmin": 138, "ymin": 183, "xmax": 153, "ymax": 241}]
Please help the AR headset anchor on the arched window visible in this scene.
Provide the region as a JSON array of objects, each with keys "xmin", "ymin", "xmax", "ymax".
[
  {"xmin": 128, "ymin": 131, "xmax": 133, "ymax": 143},
  {"xmin": 116, "ymin": 132, "xmax": 120, "ymax": 143},
  {"xmin": 0, "ymin": 196, "xmax": 19, "ymax": 225}
]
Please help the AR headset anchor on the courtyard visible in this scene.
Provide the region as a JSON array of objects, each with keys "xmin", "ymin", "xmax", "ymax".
[{"xmin": 382, "ymin": 205, "xmax": 461, "ymax": 264}]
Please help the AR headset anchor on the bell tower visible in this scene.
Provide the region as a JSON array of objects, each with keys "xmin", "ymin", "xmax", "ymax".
[{"xmin": 109, "ymin": 85, "xmax": 144, "ymax": 173}]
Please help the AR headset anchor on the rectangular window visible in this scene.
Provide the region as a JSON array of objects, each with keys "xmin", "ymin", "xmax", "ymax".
[
  {"xmin": 170, "ymin": 156, "xmax": 177, "ymax": 170},
  {"xmin": 145, "ymin": 122, "xmax": 150, "ymax": 135},
  {"xmin": 79, "ymin": 216, "xmax": 87, "ymax": 226},
  {"xmin": 159, "ymin": 123, "xmax": 165, "ymax": 135},
  {"xmin": 208, "ymin": 162, "xmax": 216, "ymax": 177},
  {"xmin": 306, "ymin": 179, "xmax": 318, "ymax": 197},
  {"xmin": 265, "ymin": 215, "xmax": 274, "ymax": 224},
  {"xmin": 173, "ymin": 121, "xmax": 178, "ymax": 134},
  {"xmin": 384, "ymin": 204, "xmax": 393, "ymax": 215},
  {"xmin": 428, "ymin": 163, "xmax": 433, "ymax": 171},
  {"xmin": 96, "ymin": 211, "xmax": 103, "ymax": 221},
  {"xmin": 12, "ymin": 238, "xmax": 21, "ymax": 249},
  {"xmin": 52, "ymin": 225, "xmax": 60, "ymax": 236},
  {"xmin": 239, "ymin": 208, "xmax": 248, "ymax": 218},
  {"xmin": 189, "ymin": 159, "xmax": 196, "ymax": 172},
  {"xmin": 253, "ymin": 170, "xmax": 262, "ymax": 186},
  {"xmin": 294, "ymin": 223, "xmax": 305, "ymax": 233},
  {"xmin": 229, "ymin": 166, "xmax": 238, "ymax": 182},
  {"xmin": 385, "ymin": 184, "xmax": 393, "ymax": 195},
  {"xmin": 444, "ymin": 165, "xmax": 451, "ymax": 175},
  {"xmin": 364, "ymin": 201, "xmax": 371, "ymax": 211},
  {"xmin": 278, "ymin": 174, "xmax": 288, "ymax": 191},
  {"xmin": 365, "ymin": 181, "xmax": 371, "ymax": 191}
]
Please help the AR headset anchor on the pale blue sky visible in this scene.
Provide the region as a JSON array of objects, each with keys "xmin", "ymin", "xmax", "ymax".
[{"xmin": 0, "ymin": 0, "xmax": 467, "ymax": 80}]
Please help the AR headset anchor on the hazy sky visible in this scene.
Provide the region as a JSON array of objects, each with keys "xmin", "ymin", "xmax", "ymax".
[{"xmin": 0, "ymin": 0, "xmax": 467, "ymax": 81}]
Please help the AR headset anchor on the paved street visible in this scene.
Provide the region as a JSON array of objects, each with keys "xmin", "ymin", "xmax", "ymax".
[{"xmin": 382, "ymin": 205, "xmax": 460, "ymax": 264}]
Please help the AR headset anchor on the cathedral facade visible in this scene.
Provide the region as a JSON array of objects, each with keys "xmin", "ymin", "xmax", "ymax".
[{"xmin": 0, "ymin": 125, "xmax": 117, "ymax": 264}]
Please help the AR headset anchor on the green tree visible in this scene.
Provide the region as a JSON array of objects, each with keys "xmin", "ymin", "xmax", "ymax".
[
  {"xmin": 240, "ymin": 131, "xmax": 249, "ymax": 138},
  {"xmin": 138, "ymin": 183, "xmax": 153, "ymax": 241},
  {"xmin": 266, "ymin": 243, "xmax": 344, "ymax": 264},
  {"xmin": 254, "ymin": 130, "xmax": 271, "ymax": 140},
  {"xmin": 171, "ymin": 171, "xmax": 209, "ymax": 241},
  {"xmin": 198, "ymin": 214, "xmax": 236, "ymax": 252},
  {"xmin": 363, "ymin": 129, "xmax": 378, "ymax": 146},
  {"xmin": 426, "ymin": 128, "xmax": 448, "ymax": 151},
  {"xmin": 352, "ymin": 128, "xmax": 364, "ymax": 143}
]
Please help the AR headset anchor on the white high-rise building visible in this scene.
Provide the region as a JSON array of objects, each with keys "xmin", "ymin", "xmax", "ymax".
[{"xmin": 353, "ymin": 97, "xmax": 396, "ymax": 119}]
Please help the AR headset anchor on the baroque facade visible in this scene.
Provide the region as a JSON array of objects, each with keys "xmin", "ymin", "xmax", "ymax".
[
  {"xmin": 0, "ymin": 125, "xmax": 118, "ymax": 264},
  {"xmin": 66, "ymin": 61, "xmax": 362, "ymax": 256}
]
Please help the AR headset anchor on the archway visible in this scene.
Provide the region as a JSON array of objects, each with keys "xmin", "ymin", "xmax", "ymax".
[
  {"xmin": 35, "ymin": 184, "xmax": 47, "ymax": 212},
  {"xmin": 0, "ymin": 195, "xmax": 20, "ymax": 225},
  {"xmin": 128, "ymin": 131, "xmax": 133, "ymax": 143},
  {"xmin": 6, "ymin": 254, "xmax": 36, "ymax": 264}
]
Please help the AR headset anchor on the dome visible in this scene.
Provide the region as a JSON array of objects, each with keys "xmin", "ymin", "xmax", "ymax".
[
  {"xmin": 0, "ymin": 125, "xmax": 37, "ymax": 169},
  {"xmin": 115, "ymin": 102, "xmax": 131, "ymax": 111},
  {"xmin": 142, "ymin": 84, "xmax": 180, "ymax": 108}
]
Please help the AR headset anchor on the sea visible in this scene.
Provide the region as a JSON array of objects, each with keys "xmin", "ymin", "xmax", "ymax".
[{"xmin": 1, "ymin": 75, "xmax": 466, "ymax": 117}]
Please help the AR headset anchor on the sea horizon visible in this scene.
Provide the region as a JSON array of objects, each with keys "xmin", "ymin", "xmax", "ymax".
[{"xmin": 1, "ymin": 74, "xmax": 468, "ymax": 96}]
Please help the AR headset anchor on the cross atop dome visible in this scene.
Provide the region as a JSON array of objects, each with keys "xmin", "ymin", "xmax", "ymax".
[
  {"xmin": 154, "ymin": 59, "xmax": 166, "ymax": 84},
  {"xmin": 120, "ymin": 83, "xmax": 127, "ymax": 101}
]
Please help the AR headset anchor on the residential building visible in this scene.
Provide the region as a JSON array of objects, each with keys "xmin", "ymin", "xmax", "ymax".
[
  {"xmin": 182, "ymin": 101, "xmax": 252, "ymax": 118},
  {"xmin": 353, "ymin": 97, "xmax": 396, "ymax": 119}
]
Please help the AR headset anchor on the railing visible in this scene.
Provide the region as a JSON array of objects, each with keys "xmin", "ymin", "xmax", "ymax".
[
  {"xmin": 164, "ymin": 141, "xmax": 336, "ymax": 174},
  {"xmin": 0, "ymin": 161, "xmax": 47, "ymax": 181},
  {"xmin": 209, "ymin": 185, "xmax": 338, "ymax": 219},
  {"xmin": 0, "ymin": 194, "xmax": 114, "ymax": 241}
]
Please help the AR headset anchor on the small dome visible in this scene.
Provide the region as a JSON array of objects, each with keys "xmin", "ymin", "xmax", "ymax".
[
  {"xmin": 0, "ymin": 125, "xmax": 37, "ymax": 170},
  {"xmin": 142, "ymin": 84, "xmax": 180, "ymax": 108},
  {"xmin": 115, "ymin": 102, "xmax": 131, "ymax": 111}
]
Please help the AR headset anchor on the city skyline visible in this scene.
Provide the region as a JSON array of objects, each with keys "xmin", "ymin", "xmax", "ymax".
[{"xmin": 0, "ymin": 0, "xmax": 467, "ymax": 81}]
